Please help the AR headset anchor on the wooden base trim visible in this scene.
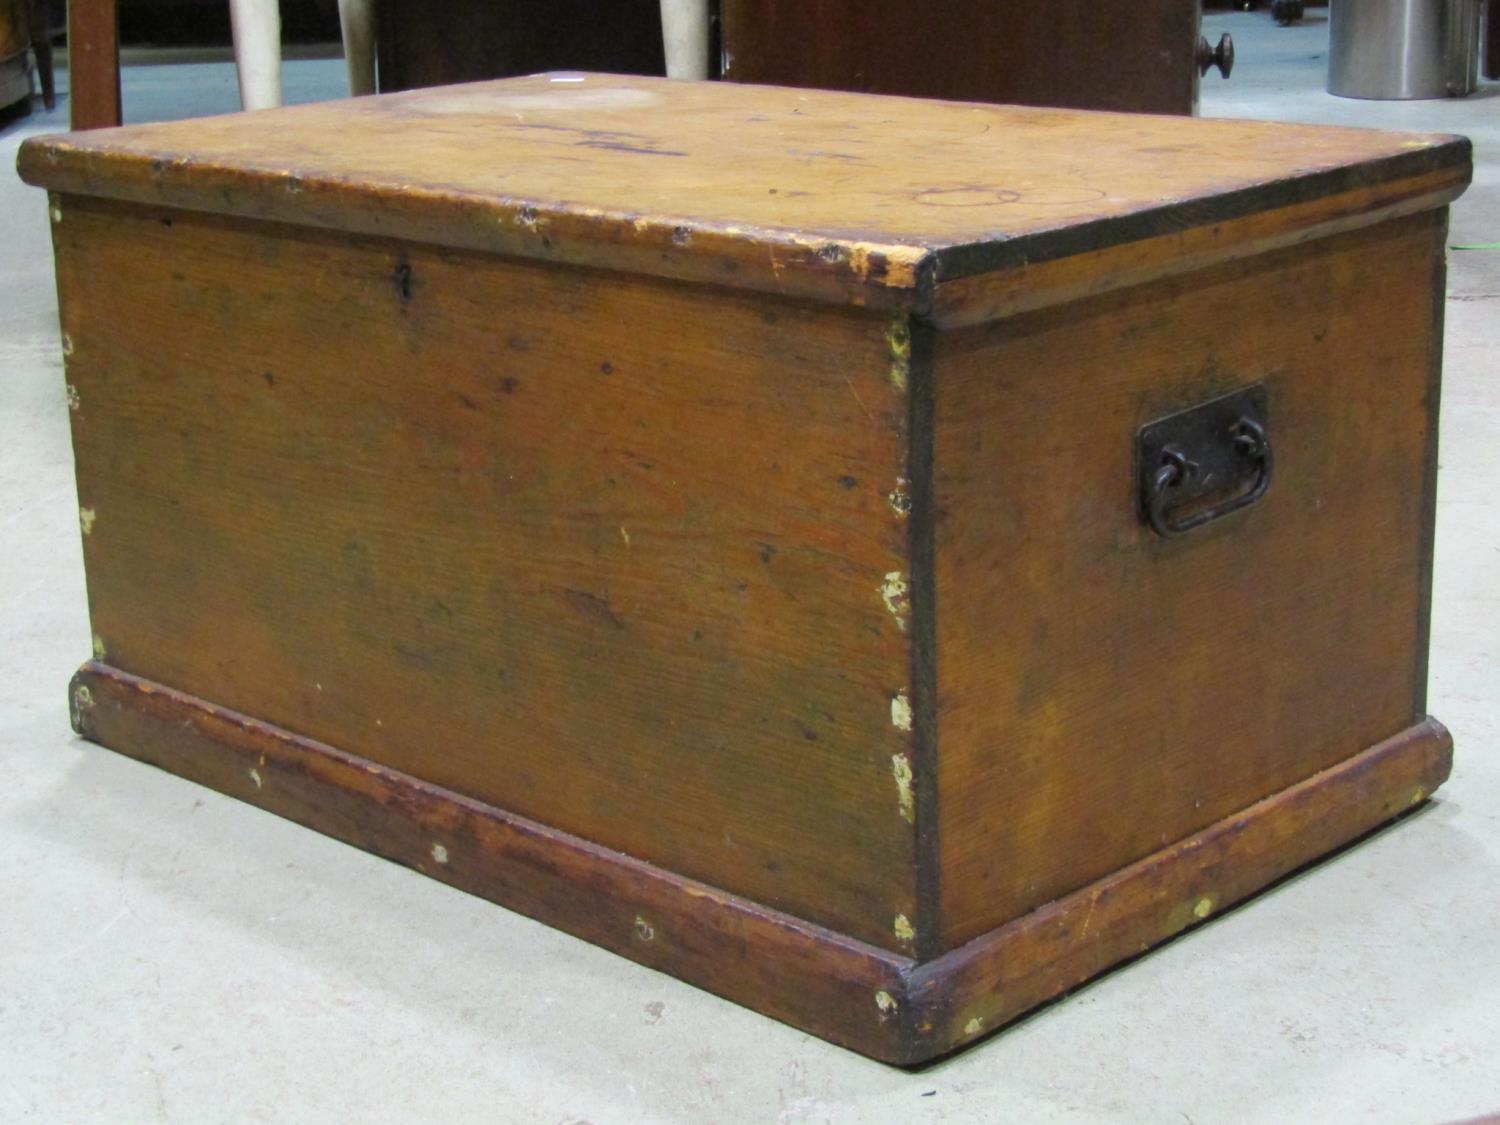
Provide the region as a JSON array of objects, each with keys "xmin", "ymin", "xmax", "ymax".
[
  {"xmin": 904, "ymin": 717, "xmax": 1453, "ymax": 1062},
  {"xmin": 69, "ymin": 662, "xmax": 1450, "ymax": 1065},
  {"xmin": 68, "ymin": 662, "xmax": 914, "ymax": 1061}
]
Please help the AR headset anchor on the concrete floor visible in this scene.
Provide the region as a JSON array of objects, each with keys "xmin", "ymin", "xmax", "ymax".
[{"xmin": 2, "ymin": 13, "xmax": 1497, "ymax": 1122}]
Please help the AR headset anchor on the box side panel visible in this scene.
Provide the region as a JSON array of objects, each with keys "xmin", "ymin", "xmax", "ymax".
[
  {"xmin": 53, "ymin": 195, "xmax": 918, "ymax": 951},
  {"xmin": 932, "ymin": 210, "xmax": 1445, "ymax": 950}
]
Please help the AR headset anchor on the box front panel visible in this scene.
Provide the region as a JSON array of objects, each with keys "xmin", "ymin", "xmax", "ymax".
[
  {"xmin": 933, "ymin": 210, "xmax": 1444, "ymax": 948},
  {"xmin": 54, "ymin": 196, "xmax": 918, "ymax": 950}
]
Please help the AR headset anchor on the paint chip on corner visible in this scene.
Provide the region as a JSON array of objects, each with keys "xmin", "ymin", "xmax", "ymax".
[
  {"xmin": 875, "ymin": 990, "xmax": 898, "ymax": 1018},
  {"xmin": 79, "ymin": 507, "xmax": 96, "ymax": 535},
  {"xmin": 1192, "ymin": 896, "xmax": 1214, "ymax": 919},
  {"xmin": 431, "ymin": 842, "xmax": 449, "ymax": 865}
]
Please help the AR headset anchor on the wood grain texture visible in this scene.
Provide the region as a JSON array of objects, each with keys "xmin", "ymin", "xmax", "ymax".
[
  {"xmin": 66, "ymin": 662, "xmax": 1450, "ymax": 1065},
  {"xmin": 16, "ymin": 73, "xmax": 1470, "ymax": 310},
  {"xmin": 931, "ymin": 209, "xmax": 1448, "ymax": 949},
  {"xmin": 66, "ymin": 0, "xmax": 119, "ymax": 129},
  {"xmin": 52, "ymin": 194, "xmax": 920, "ymax": 950},
  {"xmin": 719, "ymin": 0, "xmax": 1202, "ymax": 116},
  {"xmin": 67, "ymin": 662, "xmax": 914, "ymax": 1062}
]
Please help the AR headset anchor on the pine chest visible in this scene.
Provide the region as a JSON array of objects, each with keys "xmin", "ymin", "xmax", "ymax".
[{"xmin": 18, "ymin": 74, "xmax": 1470, "ymax": 1064}]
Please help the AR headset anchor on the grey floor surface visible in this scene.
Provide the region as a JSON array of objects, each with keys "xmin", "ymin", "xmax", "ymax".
[{"xmin": 2, "ymin": 13, "xmax": 1498, "ymax": 1123}]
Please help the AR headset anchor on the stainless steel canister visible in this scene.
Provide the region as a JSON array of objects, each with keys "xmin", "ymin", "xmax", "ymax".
[{"xmin": 1328, "ymin": 0, "xmax": 1481, "ymax": 99}]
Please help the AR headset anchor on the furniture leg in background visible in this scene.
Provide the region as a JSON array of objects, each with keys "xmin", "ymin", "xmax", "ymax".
[
  {"xmin": 337, "ymin": 0, "xmax": 374, "ymax": 94},
  {"xmin": 26, "ymin": 0, "xmax": 54, "ymax": 107},
  {"xmin": 659, "ymin": 0, "xmax": 708, "ymax": 78},
  {"xmin": 68, "ymin": 0, "xmax": 119, "ymax": 127},
  {"xmin": 1486, "ymin": 0, "xmax": 1498, "ymax": 79},
  {"xmin": 228, "ymin": 0, "xmax": 279, "ymax": 108},
  {"xmin": 65, "ymin": 0, "xmax": 376, "ymax": 129}
]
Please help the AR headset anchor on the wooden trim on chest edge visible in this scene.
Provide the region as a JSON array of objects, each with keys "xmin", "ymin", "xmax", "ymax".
[{"xmin": 67, "ymin": 663, "xmax": 1451, "ymax": 1066}]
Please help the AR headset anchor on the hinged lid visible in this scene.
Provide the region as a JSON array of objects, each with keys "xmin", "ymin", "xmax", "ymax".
[{"xmin": 18, "ymin": 73, "xmax": 1470, "ymax": 322}]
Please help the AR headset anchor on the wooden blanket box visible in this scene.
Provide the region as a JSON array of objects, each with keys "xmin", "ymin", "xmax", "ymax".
[{"xmin": 18, "ymin": 74, "xmax": 1469, "ymax": 1063}]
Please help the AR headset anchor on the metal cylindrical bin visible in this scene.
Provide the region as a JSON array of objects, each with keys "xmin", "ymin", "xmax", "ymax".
[{"xmin": 1328, "ymin": 0, "xmax": 1482, "ymax": 99}]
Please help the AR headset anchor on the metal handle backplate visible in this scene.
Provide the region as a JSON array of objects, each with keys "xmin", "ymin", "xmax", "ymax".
[{"xmin": 1138, "ymin": 384, "xmax": 1272, "ymax": 538}]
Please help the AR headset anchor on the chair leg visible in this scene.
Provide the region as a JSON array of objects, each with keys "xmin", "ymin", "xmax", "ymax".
[
  {"xmin": 26, "ymin": 0, "xmax": 55, "ymax": 109},
  {"xmin": 336, "ymin": 0, "xmax": 375, "ymax": 95},
  {"xmin": 229, "ymin": 0, "xmax": 282, "ymax": 110},
  {"xmin": 659, "ymin": 0, "xmax": 710, "ymax": 79},
  {"xmin": 68, "ymin": 0, "xmax": 121, "ymax": 128},
  {"xmin": 1485, "ymin": 0, "xmax": 1498, "ymax": 81}
]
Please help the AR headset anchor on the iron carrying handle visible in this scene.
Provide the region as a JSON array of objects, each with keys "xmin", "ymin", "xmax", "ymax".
[{"xmin": 1145, "ymin": 416, "xmax": 1272, "ymax": 538}]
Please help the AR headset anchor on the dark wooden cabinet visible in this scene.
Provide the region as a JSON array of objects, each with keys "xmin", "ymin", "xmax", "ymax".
[
  {"xmin": 719, "ymin": 0, "xmax": 1211, "ymax": 115},
  {"xmin": 374, "ymin": 0, "xmax": 664, "ymax": 92},
  {"xmin": 370, "ymin": 0, "xmax": 1223, "ymax": 116}
]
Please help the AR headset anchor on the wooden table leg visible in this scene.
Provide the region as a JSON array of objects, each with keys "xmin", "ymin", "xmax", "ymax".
[{"xmin": 68, "ymin": 0, "xmax": 120, "ymax": 128}]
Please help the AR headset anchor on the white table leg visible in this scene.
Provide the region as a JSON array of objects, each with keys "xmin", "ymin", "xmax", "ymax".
[
  {"xmin": 337, "ymin": 0, "xmax": 376, "ymax": 96},
  {"xmin": 229, "ymin": 0, "xmax": 282, "ymax": 110},
  {"xmin": 659, "ymin": 0, "xmax": 710, "ymax": 80}
]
